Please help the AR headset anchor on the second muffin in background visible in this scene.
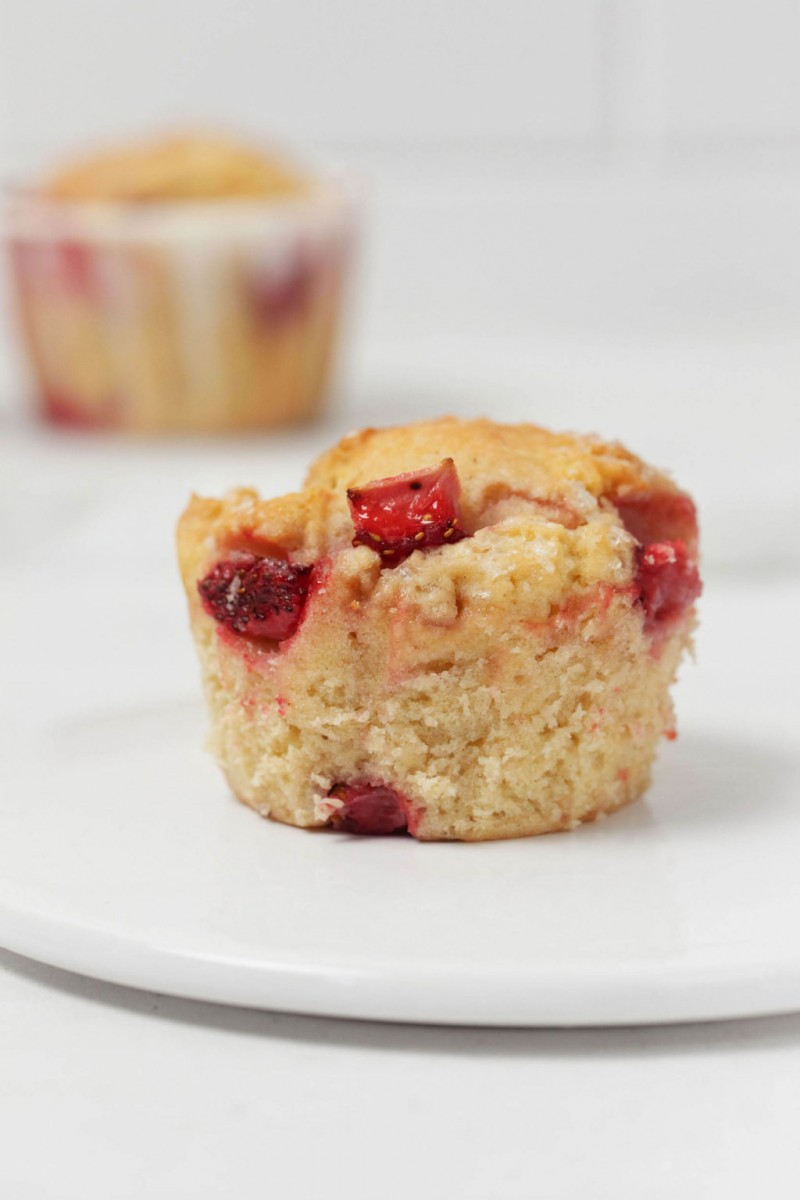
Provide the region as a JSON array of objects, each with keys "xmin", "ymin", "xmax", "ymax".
[{"xmin": 6, "ymin": 131, "xmax": 357, "ymax": 432}]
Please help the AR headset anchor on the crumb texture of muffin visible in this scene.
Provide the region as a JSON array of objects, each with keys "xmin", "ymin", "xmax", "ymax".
[
  {"xmin": 177, "ymin": 417, "xmax": 701, "ymax": 841},
  {"xmin": 7, "ymin": 132, "xmax": 352, "ymax": 432}
]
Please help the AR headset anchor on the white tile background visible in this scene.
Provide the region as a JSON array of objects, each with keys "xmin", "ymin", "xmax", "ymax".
[
  {"xmin": 0, "ymin": 1, "xmax": 601, "ymax": 162},
  {"xmin": 661, "ymin": 0, "xmax": 800, "ymax": 140},
  {"xmin": 3, "ymin": 0, "xmax": 800, "ymax": 169}
]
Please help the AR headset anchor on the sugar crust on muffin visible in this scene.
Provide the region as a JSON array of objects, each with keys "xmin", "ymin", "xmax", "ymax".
[{"xmin": 178, "ymin": 417, "xmax": 701, "ymax": 841}]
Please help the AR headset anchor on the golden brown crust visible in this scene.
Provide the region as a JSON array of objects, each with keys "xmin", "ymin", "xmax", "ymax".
[
  {"xmin": 42, "ymin": 131, "xmax": 309, "ymax": 202},
  {"xmin": 177, "ymin": 486, "xmax": 341, "ymax": 582},
  {"xmin": 304, "ymin": 416, "xmax": 677, "ymax": 499},
  {"xmin": 178, "ymin": 417, "xmax": 687, "ymax": 583}
]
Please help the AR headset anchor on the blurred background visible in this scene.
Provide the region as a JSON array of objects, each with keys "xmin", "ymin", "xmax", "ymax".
[
  {"xmin": 3, "ymin": 3, "xmax": 800, "ymax": 545},
  {"xmin": 1, "ymin": 1, "xmax": 799, "ymax": 729}
]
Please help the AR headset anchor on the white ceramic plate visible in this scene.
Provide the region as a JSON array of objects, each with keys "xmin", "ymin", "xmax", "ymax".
[{"xmin": 1, "ymin": 541, "xmax": 799, "ymax": 1024}]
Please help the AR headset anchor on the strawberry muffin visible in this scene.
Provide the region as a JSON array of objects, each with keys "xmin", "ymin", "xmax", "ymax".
[
  {"xmin": 177, "ymin": 417, "xmax": 701, "ymax": 841},
  {"xmin": 6, "ymin": 131, "xmax": 355, "ymax": 432}
]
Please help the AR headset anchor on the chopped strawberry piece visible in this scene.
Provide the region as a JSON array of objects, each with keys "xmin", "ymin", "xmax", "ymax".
[
  {"xmin": 58, "ymin": 240, "xmax": 99, "ymax": 298},
  {"xmin": 247, "ymin": 253, "xmax": 316, "ymax": 325},
  {"xmin": 613, "ymin": 490, "xmax": 698, "ymax": 556},
  {"xmin": 39, "ymin": 388, "xmax": 113, "ymax": 428},
  {"xmin": 198, "ymin": 553, "xmax": 312, "ymax": 640},
  {"xmin": 637, "ymin": 540, "xmax": 702, "ymax": 630},
  {"xmin": 328, "ymin": 782, "xmax": 411, "ymax": 835},
  {"xmin": 347, "ymin": 458, "xmax": 466, "ymax": 565}
]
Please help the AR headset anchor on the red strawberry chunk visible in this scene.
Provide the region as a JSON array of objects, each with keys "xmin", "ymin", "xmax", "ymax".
[
  {"xmin": 614, "ymin": 490, "xmax": 699, "ymax": 556},
  {"xmin": 637, "ymin": 540, "xmax": 702, "ymax": 630},
  {"xmin": 328, "ymin": 783, "xmax": 411, "ymax": 835},
  {"xmin": 347, "ymin": 458, "xmax": 466, "ymax": 565},
  {"xmin": 247, "ymin": 253, "xmax": 316, "ymax": 325},
  {"xmin": 198, "ymin": 553, "xmax": 312, "ymax": 640}
]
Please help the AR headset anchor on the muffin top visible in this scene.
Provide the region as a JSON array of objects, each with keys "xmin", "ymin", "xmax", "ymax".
[
  {"xmin": 178, "ymin": 417, "xmax": 699, "ymax": 656},
  {"xmin": 41, "ymin": 131, "xmax": 309, "ymax": 203},
  {"xmin": 306, "ymin": 416, "xmax": 675, "ymax": 514},
  {"xmin": 182, "ymin": 417, "xmax": 695, "ymax": 556}
]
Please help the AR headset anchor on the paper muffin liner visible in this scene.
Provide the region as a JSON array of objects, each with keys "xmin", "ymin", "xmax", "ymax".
[{"xmin": 5, "ymin": 182, "xmax": 357, "ymax": 432}]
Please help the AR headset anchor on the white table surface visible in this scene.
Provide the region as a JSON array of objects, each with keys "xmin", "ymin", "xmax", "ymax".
[
  {"xmin": 3, "ymin": 948, "xmax": 800, "ymax": 1200},
  {"xmin": 2, "ymin": 337, "xmax": 799, "ymax": 1198}
]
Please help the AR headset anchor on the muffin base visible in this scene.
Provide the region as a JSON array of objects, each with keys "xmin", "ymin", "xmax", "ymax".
[{"xmin": 195, "ymin": 581, "xmax": 691, "ymax": 842}]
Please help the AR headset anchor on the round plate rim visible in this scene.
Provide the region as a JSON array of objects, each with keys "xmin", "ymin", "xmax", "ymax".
[{"xmin": 3, "ymin": 898, "xmax": 800, "ymax": 1027}]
